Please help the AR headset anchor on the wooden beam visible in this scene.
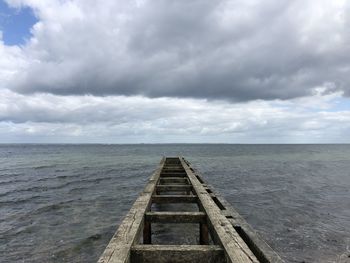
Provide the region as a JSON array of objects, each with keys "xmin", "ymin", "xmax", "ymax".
[
  {"xmin": 130, "ymin": 245, "xmax": 225, "ymax": 263},
  {"xmin": 161, "ymin": 170, "xmax": 186, "ymax": 173},
  {"xmin": 156, "ymin": 185, "xmax": 192, "ymax": 192},
  {"xmin": 152, "ymin": 195, "xmax": 197, "ymax": 204},
  {"xmin": 99, "ymin": 156, "xmax": 283, "ymax": 263},
  {"xmin": 97, "ymin": 158, "xmax": 165, "ymax": 263},
  {"xmin": 159, "ymin": 177, "xmax": 188, "ymax": 184},
  {"xmin": 160, "ymin": 173, "xmax": 187, "ymax": 177},
  {"xmin": 145, "ymin": 212, "xmax": 206, "ymax": 223},
  {"xmin": 180, "ymin": 158, "xmax": 259, "ymax": 263},
  {"xmin": 164, "ymin": 157, "xmax": 180, "ymax": 163},
  {"xmin": 212, "ymin": 193, "xmax": 285, "ymax": 263},
  {"xmin": 163, "ymin": 164, "xmax": 182, "ymax": 167}
]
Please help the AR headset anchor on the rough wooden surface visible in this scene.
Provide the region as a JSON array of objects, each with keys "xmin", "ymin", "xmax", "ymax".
[
  {"xmin": 186, "ymin": 162, "xmax": 284, "ymax": 263},
  {"xmin": 181, "ymin": 158, "xmax": 259, "ymax": 263},
  {"xmin": 152, "ymin": 195, "xmax": 198, "ymax": 203},
  {"xmin": 156, "ymin": 185, "xmax": 192, "ymax": 192},
  {"xmin": 97, "ymin": 158, "xmax": 165, "ymax": 263},
  {"xmin": 160, "ymin": 173, "xmax": 187, "ymax": 177},
  {"xmin": 130, "ymin": 245, "xmax": 225, "ymax": 263},
  {"xmin": 98, "ymin": 156, "xmax": 284, "ymax": 263},
  {"xmin": 197, "ymin": 180, "xmax": 284, "ymax": 263},
  {"xmin": 145, "ymin": 211, "xmax": 206, "ymax": 223},
  {"xmin": 159, "ymin": 177, "xmax": 188, "ymax": 184}
]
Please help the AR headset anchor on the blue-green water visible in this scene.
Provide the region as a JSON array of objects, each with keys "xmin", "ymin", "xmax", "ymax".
[{"xmin": 0, "ymin": 144, "xmax": 350, "ymax": 262}]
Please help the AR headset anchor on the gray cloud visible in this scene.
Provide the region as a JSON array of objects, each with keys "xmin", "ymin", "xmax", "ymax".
[{"xmin": 2, "ymin": 0, "xmax": 349, "ymax": 101}]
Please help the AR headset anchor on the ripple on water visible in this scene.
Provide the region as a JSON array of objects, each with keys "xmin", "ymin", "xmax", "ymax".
[{"xmin": 1, "ymin": 144, "xmax": 350, "ymax": 263}]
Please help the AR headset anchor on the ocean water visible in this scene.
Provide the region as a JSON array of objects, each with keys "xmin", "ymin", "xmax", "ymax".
[{"xmin": 0, "ymin": 144, "xmax": 349, "ymax": 263}]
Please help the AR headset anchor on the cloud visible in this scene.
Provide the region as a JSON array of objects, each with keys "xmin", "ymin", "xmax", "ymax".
[
  {"xmin": 1, "ymin": 89, "xmax": 350, "ymax": 143},
  {"xmin": 1, "ymin": 0, "xmax": 349, "ymax": 101},
  {"xmin": 0, "ymin": 34, "xmax": 27, "ymax": 82},
  {"xmin": 1, "ymin": 0, "xmax": 350, "ymax": 143}
]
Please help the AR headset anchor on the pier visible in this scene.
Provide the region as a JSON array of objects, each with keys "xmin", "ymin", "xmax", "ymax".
[{"xmin": 98, "ymin": 157, "xmax": 284, "ymax": 263}]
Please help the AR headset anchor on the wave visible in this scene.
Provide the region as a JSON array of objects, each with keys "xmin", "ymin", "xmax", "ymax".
[
  {"xmin": 33, "ymin": 164, "xmax": 57, "ymax": 170},
  {"xmin": 0, "ymin": 172, "xmax": 25, "ymax": 179},
  {"xmin": 0, "ymin": 199, "xmax": 77, "ymax": 225},
  {"xmin": 0, "ymin": 186, "xmax": 50, "ymax": 198},
  {"xmin": 0, "ymin": 176, "xmax": 115, "ymax": 199},
  {"xmin": 0, "ymin": 195, "xmax": 42, "ymax": 205},
  {"xmin": 35, "ymin": 174, "xmax": 69, "ymax": 183},
  {"xmin": 32, "ymin": 199, "xmax": 76, "ymax": 215},
  {"xmin": 0, "ymin": 178, "xmax": 29, "ymax": 185}
]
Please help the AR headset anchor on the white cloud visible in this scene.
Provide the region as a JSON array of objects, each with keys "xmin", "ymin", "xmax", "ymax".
[
  {"xmin": 1, "ymin": 89, "xmax": 350, "ymax": 143},
  {"xmin": 0, "ymin": 35, "xmax": 28, "ymax": 84},
  {"xmin": 1, "ymin": 0, "xmax": 350, "ymax": 142}
]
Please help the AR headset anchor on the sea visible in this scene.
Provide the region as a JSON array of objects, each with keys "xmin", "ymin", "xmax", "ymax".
[{"xmin": 0, "ymin": 144, "xmax": 349, "ymax": 263}]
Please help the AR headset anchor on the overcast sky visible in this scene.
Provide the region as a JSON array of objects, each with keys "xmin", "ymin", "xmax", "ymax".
[{"xmin": 1, "ymin": 0, "xmax": 350, "ymax": 143}]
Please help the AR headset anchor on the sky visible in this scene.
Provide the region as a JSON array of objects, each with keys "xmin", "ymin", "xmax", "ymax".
[{"xmin": 0, "ymin": 0, "xmax": 350, "ymax": 143}]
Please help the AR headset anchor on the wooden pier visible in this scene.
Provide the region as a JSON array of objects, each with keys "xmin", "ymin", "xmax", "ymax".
[{"xmin": 98, "ymin": 157, "xmax": 284, "ymax": 263}]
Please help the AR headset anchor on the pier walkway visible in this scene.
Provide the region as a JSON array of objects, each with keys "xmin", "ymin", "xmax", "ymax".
[{"xmin": 98, "ymin": 157, "xmax": 283, "ymax": 263}]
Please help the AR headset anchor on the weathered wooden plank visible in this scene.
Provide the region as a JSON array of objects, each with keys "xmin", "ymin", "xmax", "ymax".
[
  {"xmin": 160, "ymin": 173, "xmax": 187, "ymax": 177},
  {"xmin": 180, "ymin": 158, "xmax": 259, "ymax": 263},
  {"xmin": 156, "ymin": 185, "xmax": 192, "ymax": 192},
  {"xmin": 97, "ymin": 158, "xmax": 165, "ymax": 263},
  {"xmin": 152, "ymin": 195, "xmax": 198, "ymax": 203},
  {"xmin": 99, "ymin": 156, "xmax": 283, "ymax": 263},
  {"xmin": 145, "ymin": 211, "xmax": 206, "ymax": 223},
  {"xmin": 207, "ymin": 189, "xmax": 284, "ymax": 263},
  {"xmin": 161, "ymin": 169, "xmax": 186, "ymax": 173},
  {"xmin": 130, "ymin": 245, "xmax": 225, "ymax": 263},
  {"xmin": 163, "ymin": 164, "xmax": 182, "ymax": 167},
  {"xmin": 159, "ymin": 177, "xmax": 188, "ymax": 184},
  {"xmin": 191, "ymin": 173, "xmax": 284, "ymax": 263},
  {"xmin": 164, "ymin": 158, "xmax": 180, "ymax": 163}
]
